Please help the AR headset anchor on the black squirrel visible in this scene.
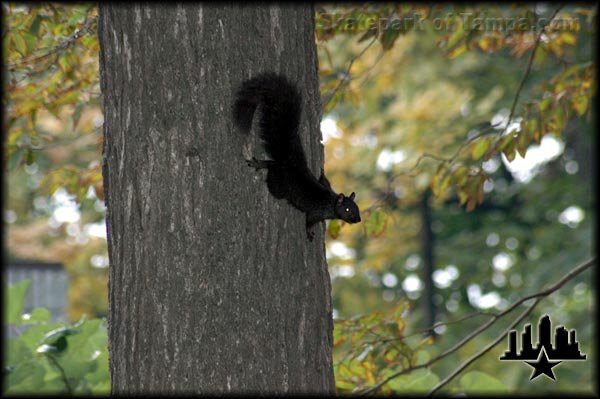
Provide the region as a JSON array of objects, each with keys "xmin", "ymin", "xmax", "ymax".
[{"xmin": 233, "ymin": 72, "xmax": 361, "ymax": 240}]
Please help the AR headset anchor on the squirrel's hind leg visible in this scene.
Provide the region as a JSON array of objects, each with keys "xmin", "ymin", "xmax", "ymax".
[
  {"xmin": 265, "ymin": 168, "xmax": 288, "ymax": 199},
  {"xmin": 248, "ymin": 158, "xmax": 288, "ymax": 200},
  {"xmin": 305, "ymin": 212, "xmax": 322, "ymax": 241}
]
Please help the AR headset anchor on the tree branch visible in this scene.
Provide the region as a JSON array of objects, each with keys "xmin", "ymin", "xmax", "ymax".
[
  {"xmin": 500, "ymin": 4, "xmax": 565, "ymax": 138},
  {"xmin": 380, "ymin": 3, "xmax": 567, "ymax": 190},
  {"xmin": 47, "ymin": 354, "xmax": 73, "ymax": 394},
  {"xmin": 322, "ymin": 36, "xmax": 377, "ymax": 110},
  {"xmin": 427, "ymin": 297, "xmax": 541, "ymax": 396},
  {"xmin": 6, "ymin": 10, "xmax": 97, "ymax": 70},
  {"xmin": 358, "ymin": 255, "xmax": 596, "ymax": 395}
]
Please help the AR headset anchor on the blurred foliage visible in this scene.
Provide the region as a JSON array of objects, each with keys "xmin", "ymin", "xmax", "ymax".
[
  {"xmin": 317, "ymin": 4, "xmax": 595, "ymax": 216},
  {"xmin": 3, "ymin": 3, "xmax": 107, "ymax": 320},
  {"xmin": 2, "ymin": 2, "xmax": 596, "ymax": 396},
  {"xmin": 4, "ymin": 280, "xmax": 109, "ymax": 395},
  {"xmin": 316, "ymin": 3, "xmax": 596, "ymax": 395}
]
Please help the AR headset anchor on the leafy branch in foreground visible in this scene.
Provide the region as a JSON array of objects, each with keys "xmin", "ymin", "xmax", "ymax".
[
  {"xmin": 358, "ymin": 256, "xmax": 596, "ymax": 395},
  {"xmin": 4, "ymin": 280, "xmax": 109, "ymax": 395}
]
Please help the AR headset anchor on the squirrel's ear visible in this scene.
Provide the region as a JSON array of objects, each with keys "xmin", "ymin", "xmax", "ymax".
[
  {"xmin": 349, "ymin": 192, "xmax": 356, "ymax": 201},
  {"xmin": 336, "ymin": 193, "xmax": 345, "ymax": 205}
]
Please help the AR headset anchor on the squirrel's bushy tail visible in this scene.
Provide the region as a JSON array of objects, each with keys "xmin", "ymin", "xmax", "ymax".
[{"xmin": 233, "ymin": 73, "xmax": 306, "ymax": 166}]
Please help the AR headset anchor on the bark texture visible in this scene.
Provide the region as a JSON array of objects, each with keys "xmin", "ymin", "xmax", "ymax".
[
  {"xmin": 420, "ymin": 188, "xmax": 436, "ymax": 336},
  {"xmin": 98, "ymin": 4, "xmax": 334, "ymax": 394}
]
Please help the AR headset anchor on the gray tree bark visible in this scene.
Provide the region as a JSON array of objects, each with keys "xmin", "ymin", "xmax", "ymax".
[
  {"xmin": 420, "ymin": 189, "xmax": 436, "ymax": 337},
  {"xmin": 98, "ymin": 4, "xmax": 334, "ymax": 394}
]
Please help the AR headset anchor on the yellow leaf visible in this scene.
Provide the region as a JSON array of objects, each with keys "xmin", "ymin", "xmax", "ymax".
[
  {"xmin": 396, "ymin": 318, "xmax": 405, "ymax": 335},
  {"xmin": 504, "ymin": 148, "xmax": 516, "ymax": 162},
  {"xmin": 539, "ymin": 97, "xmax": 552, "ymax": 112},
  {"xmin": 448, "ymin": 43, "xmax": 467, "ymax": 59},
  {"xmin": 447, "ymin": 25, "xmax": 465, "ymax": 48},
  {"xmin": 478, "ymin": 36, "xmax": 492, "ymax": 52},
  {"xmin": 560, "ymin": 32, "xmax": 576, "ymax": 45},
  {"xmin": 572, "ymin": 95, "xmax": 588, "ymax": 116},
  {"xmin": 328, "ymin": 219, "xmax": 342, "ymax": 239},
  {"xmin": 458, "ymin": 189, "xmax": 468, "ymax": 205}
]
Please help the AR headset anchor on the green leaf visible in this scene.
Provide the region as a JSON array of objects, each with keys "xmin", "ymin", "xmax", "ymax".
[
  {"xmin": 17, "ymin": 322, "xmax": 64, "ymax": 352},
  {"xmin": 4, "ymin": 354, "xmax": 47, "ymax": 394},
  {"xmin": 58, "ymin": 53, "xmax": 70, "ymax": 72},
  {"xmin": 358, "ymin": 26, "xmax": 378, "ymax": 43},
  {"xmin": 471, "ymin": 138, "xmax": 490, "ymax": 160},
  {"xmin": 380, "ymin": 24, "xmax": 401, "ymax": 51},
  {"xmin": 516, "ymin": 132, "xmax": 529, "ymax": 158},
  {"xmin": 22, "ymin": 31, "xmax": 38, "ymax": 54},
  {"xmin": 8, "ymin": 148, "xmax": 24, "ymax": 170},
  {"xmin": 25, "ymin": 149, "xmax": 36, "ymax": 165},
  {"xmin": 89, "ymin": 380, "xmax": 110, "ymax": 395},
  {"xmin": 553, "ymin": 105, "xmax": 565, "ymax": 131},
  {"xmin": 459, "ymin": 371, "xmax": 508, "ymax": 393},
  {"xmin": 323, "ymin": 89, "xmax": 343, "ymax": 113},
  {"xmin": 72, "ymin": 102, "xmax": 85, "ymax": 129},
  {"xmin": 36, "ymin": 376, "xmax": 70, "ymax": 394},
  {"xmin": 36, "ymin": 336, "xmax": 68, "ymax": 354},
  {"xmin": 414, "ymin": 350, "xmax": 430, "ymax": 364},
  {"xmin": 6, "ymin": 337, "xmax": 32, "ymax": 370},
  {"xmin": 12, "ymin": 32, "xmax": 28, "ymax": 56},
  {"xmin": 41, "ymin": 326, "xmax": 80, "ymax": 344},
  {"xmin": 525, "ymin": 118, "xmax": 541, "ymax": 144},
  {"xmin": 452, "ymin": 165, "xmax": 469, "ymax": 186},
  {"xmin": 499, "ymin": 135, "xmax": 517, "ymax": 162},
  {"xmin": 29, "ymin": 14, "xmax": 43, "ymax": 36},
  {"xmin": 67, "ymin": 6, "xmax": 88, "ymax": 26},
  {"xmin": 24, "ymin": 307, "xmax": 52, "ymax": 323},
  {"xmin": 5, "ymin": 279, "xmax": 31, "ymax": 324},
  {"xmin": 52, "ymin": 318, "xmax": 107, "ymax": 381},
  {"xmin": 495, "ymin": 133, "xmax": 513, "ymax": 152},
  {"xmin": 364, "ymin": 208, "xmax": 388, "ymax": 237},
  {"xmin": 388, "ymin": 368, "xmax": 440, "ymax": 392}
]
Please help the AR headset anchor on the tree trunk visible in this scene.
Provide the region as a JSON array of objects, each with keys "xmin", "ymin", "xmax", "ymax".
[
  {"xmin": 419, "ymin": 189, "xmax": 436, "ymax": 336},
  {"xmin": 98, "ymin": 4, "xmax": 334, "ymax": 394}
]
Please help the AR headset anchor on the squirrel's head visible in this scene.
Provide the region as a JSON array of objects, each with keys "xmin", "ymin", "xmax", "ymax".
[{"xmin": 335, "ymin": 192, "xmax": 361, "ymax": 224}]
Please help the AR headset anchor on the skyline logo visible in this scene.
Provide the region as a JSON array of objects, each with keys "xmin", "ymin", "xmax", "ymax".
[{"xmin": 499, "ymin": 314, "xmax": 586, "ymax": 381}]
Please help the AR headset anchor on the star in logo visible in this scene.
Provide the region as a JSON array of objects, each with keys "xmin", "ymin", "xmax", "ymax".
[{"xmin": 525, "ymin": 347, "xmax": 562, "ymax": 381}]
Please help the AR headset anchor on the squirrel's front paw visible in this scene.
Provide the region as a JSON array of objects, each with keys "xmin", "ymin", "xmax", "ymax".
[
  {"xmin": 246, "ymin": 157, "xmax": 269, "ymax": 170},
  {"xmin": 246, "ymin": 157, "xmax": 259, "ymax": 168}
]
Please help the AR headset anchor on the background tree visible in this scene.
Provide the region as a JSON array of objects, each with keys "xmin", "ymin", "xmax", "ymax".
[
  {"xmin": 97, "ymin": 3, "xmax": 335, "ymax": 394},
  {"xmin": 315, "ymin": 4, "xmax": 595, "ymax": 394}
]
